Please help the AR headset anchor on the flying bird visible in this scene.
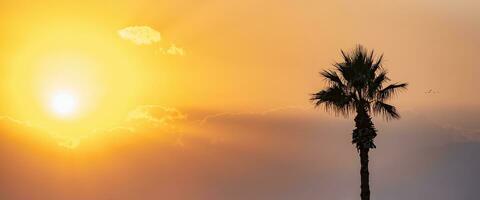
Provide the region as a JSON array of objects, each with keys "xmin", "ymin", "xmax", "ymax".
[{"xmin": 425, "ymin": 89, "xmax": 440, "ymax": 94}]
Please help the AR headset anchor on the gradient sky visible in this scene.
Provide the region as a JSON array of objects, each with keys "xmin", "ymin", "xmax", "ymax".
[{"xmin": 0, "ymin": 0, "xmax": 479, "ymax": 199}]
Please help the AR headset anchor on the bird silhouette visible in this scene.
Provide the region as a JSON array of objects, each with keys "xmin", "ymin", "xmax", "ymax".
[{"xmin": 425, "ymin": 89, "xmax": 439, "ymax": 94}]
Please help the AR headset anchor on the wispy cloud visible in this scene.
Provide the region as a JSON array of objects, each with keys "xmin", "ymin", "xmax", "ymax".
[
  {"xmin": 86, "ymin": 105, "xmax": 188, "ymax": 147},
  {"xmin": 0, "ymin": 105, "xmax": 188, "ymax": 149},
  {"xmin": 118, "ymin": 26, "xmax": 161, "ymax": 45},
  {"xmin": 199, "ymin": 105, "xmax": 309, "ymax": 125},
  {"xmin": 118, "ymin": 26, "xmax": 187, "ymax": 56},
  {"xmin": 126, "ymin": 105, "xmax": 187, "ymax": 128},
  {"xmin": 159, "ymin": 44, "xmax": 186, "ymax": 56},
  {"xmin": 405, "ymin": 109, "xmax": 480, "ymax": 143}
]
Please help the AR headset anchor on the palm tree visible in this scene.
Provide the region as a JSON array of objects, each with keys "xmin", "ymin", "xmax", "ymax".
[{"xmin": 311, "ymin": 45, "xmax": 407, "ymax": 200}]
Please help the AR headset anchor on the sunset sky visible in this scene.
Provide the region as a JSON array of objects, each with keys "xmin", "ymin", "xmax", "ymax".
[{"xmin": 0, "ymin": 0, "xmax": 479, "ymax": 199}]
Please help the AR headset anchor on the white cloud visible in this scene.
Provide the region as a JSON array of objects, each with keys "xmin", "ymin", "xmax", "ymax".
[
  {"xmin": 159, "ymin": 44, "xmax": 186, "ymax": 56},
  {"xmin": 118, "ymin": 26, "xmax": 161, "ymax": 45}
]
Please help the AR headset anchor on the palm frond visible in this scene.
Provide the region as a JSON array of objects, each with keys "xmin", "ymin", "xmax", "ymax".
[
  {"xmin": 311, "ymin": 85, "xmax": 354, "ymax": 116},
  {"xmin": 377, "ymin": 83, "xmax": 408, "ymax": 101},
  {"xmin": 373, "ymin": 101, "xmax": 400, "ymax": 120},
  {"xmin": 334, "ymin": 62, "xmax": 351, "ymax": 84},
  {"xmin": 340, "ymin": 50, "xmax": 352, "ymax": 65},
  {"xmin": 320, "ymin": 70, "xmax": 345, "ymax": 87},
  {"xmin": 337, "ymin": 45, "xmax": 382, "ymax": 91},
  {"xmin": 367, "ymin": 71, "xmax": 389, "ymax": 98},
  {"xmin": 371, "ymin": 54, "xmax": 383, "ymax": 72}
]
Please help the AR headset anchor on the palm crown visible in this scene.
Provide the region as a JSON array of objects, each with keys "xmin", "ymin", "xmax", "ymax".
[{"xmin": 311, "ymin": 45, "xmax": 407, "ymax": 121}]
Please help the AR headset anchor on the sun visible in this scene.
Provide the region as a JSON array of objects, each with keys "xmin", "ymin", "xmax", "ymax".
[
  {"xmin": 3, "ymin": 23, "xmax": 147, "ymax": 138},
  {"xmin": 50, "ymin": 91, "xmax": 78, "ymax": 117}
]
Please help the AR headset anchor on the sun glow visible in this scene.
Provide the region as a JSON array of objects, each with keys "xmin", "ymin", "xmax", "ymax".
[
  {"xmin": 51, "ymin": 91, "xmax": 77, "ymax": 117},
  {"xmin": 1, "ymin": 20, "xmax": 152, "ymax": 139},
  {"xmin": 0, "ymin": 5, "xmax": 183, "ymax": 147}
]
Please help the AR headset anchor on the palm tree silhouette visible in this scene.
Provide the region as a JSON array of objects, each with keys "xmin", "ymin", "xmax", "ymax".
[{"xmin": 311, "ymin": 45, "xmax": 407, "ymax": 200}]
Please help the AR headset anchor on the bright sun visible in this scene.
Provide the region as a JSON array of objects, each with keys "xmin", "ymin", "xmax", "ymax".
[
  {"xmin": 51, "ymin": 91, "xmax": 78, "ymax": 117},
  {"xmin": 4, "ymin": 23, "xmax": 146, "ymax": 138}
]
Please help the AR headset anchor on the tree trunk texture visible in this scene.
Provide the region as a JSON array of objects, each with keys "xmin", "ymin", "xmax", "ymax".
[
  {"xmin": 360, "ymin": 148, "xmax": 370, "ymax": 200},
  {"xmin": 353, "ymin": 105, "xmax": 376, "ymax": 200}
]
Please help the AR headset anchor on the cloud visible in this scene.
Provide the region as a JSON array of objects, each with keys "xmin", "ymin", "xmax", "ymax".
[
  {"xmin": 403, "ymin": 109, "xmax": 480, "ymax": 143},
  {"xmin": 199, "ymin": 105, "xmax": 309, "ymax": 125},
  {"xmin": 0, "ymin": 105, "xmax": 188, "ymax": 149},
  {"xmin": 118, "ymin": 26, "xmax": 161, "ymax": 45},
  {"xmin": 159, "ymin": 44, "xmax": 186, "ymax": 56},
  {"xmin": 126, "ymin": 105, "xmax": 187, "ymax": 128},
  {"xmin": 73, "ymin": 105, "xmax": 189, "ymax": 149},
  {"xmin": 118, "ymin": 26, "xmax": 187, "ymax": 56}
]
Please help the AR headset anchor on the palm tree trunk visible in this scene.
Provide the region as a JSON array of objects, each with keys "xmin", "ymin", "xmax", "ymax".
[
  {"xmin": 359, "ymin": 147, "xmax": 370, "ymax": 200},
  {"xmin": 353, "ymin": 105, "xmax": 377, "ymax": 150},
  {"xmin": 353, "ymin": 104, "xmax": 375, "ymax": 200}
]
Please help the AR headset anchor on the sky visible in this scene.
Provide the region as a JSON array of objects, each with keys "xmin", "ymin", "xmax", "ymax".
[{"xmin": 0, "ymin": 0, "xmax": 479, "ymax": 199}]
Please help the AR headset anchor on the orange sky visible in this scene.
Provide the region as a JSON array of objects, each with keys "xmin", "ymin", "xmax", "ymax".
[
  {"xmin": 1, "ymin": 0, "xmax": 479, "ymax": 113},
  {"xmin": 0, "ymin": 0, "xmax": 479, "ymax": 199}
]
